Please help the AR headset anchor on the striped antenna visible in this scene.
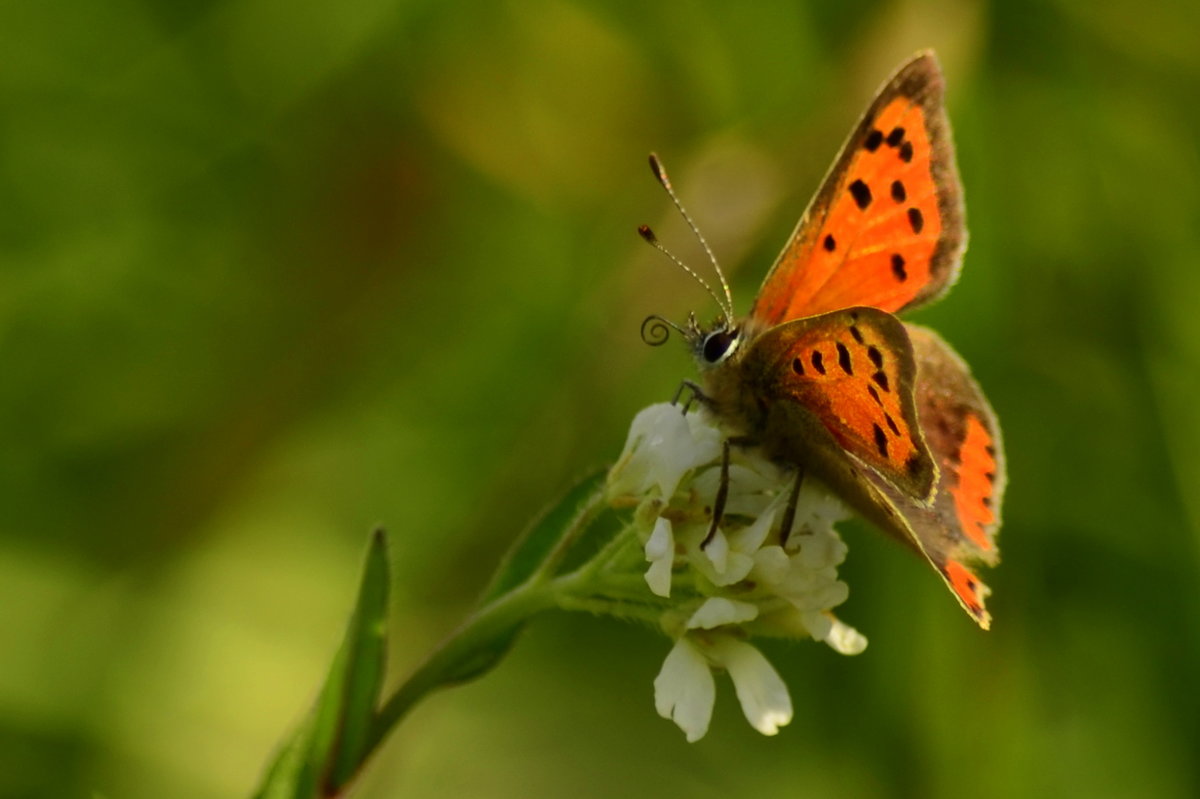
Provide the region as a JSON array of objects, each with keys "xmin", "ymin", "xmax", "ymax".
[
  {"xmin": 637, "ymin": 224, "xmax": 731, "ymax": 328},
  {"xmin": 645, "ymin": 153, "xmax": 735, "ymax": 323}
]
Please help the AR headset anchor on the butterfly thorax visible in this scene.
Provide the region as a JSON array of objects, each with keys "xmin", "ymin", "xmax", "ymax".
[{"xmin": 688, "ymin": 316, "xmax": 785, "ymax": 447}]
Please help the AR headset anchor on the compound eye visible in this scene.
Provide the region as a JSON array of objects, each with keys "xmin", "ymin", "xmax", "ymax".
[{"xmin": 702, "ymin": 330, "xmax": 738, "ymax": 364}]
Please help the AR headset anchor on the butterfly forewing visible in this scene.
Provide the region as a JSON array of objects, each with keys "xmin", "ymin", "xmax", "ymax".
[
  {"xmin": 750, "ymin": 51, "xmax": 964, "ymax": 325},
  {"xmin": 752, "ymin": 307, "xmax": 938, "ymax": 501}
]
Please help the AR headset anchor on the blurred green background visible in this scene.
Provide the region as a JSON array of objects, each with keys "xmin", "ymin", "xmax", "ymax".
[{"xmin": 4, "ymin": 0, "xmax": 1200, "ymax": 796}]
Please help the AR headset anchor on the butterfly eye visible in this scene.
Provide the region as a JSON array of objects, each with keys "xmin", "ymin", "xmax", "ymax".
[{"xmin": 702, "ymin": 330, "xmax": 739, "ymax": 364}]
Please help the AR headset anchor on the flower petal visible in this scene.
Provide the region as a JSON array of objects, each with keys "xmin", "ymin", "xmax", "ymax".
[
  {"xmin": 824, "ymin": 616, "xmax": 869, "ymax": 655},
  {"xmin": 654, "ymin": 638, "xmax": 716, "ymax": 742},
  {"xmin": 796, "ymin": 528, "xmax": 849, "ymax": 569},
  {"xmin": 690, "ymin": 532, "xmax": 755, "ymax": 587},
  {"xmin": 708, "ymin": 637, "xmax": 793, "ymax": 736},
  {"xmin": 800, "ymin": 609, "xmax": 833, "ymax": 641},
  {"xmin": 751, "ymin": 545, "xmax": 791, "ymax": 584},
  {"xmin": 704, "ymin": 527, "xmax": 729, "ymax": 573},
  {"xmin": 686, "ymin": 597, "xmax": 759, "ymax": 630},
  {"xmin": 713, "ymin": 552, "xmax": 756, "ymax": 586},
  {"xmin": 644, "ymin": 516, "xmax": 672, "ymax": 560},
  {"xmin": 728, "ymin": 504, "xmax": 778, "ymax": 554},
  {"xmin": 610, "ymin": 404, "xmax": 722, "ymax": 501},
  {"xmin": 644, "ymin": 557, "xmax": 673, "ymax": 598},
  {"xmin": 780, "ymin": 580, "xmax": 849, "ymax": 616},
  {"xmin": 644, "ymin": 517, "xmax": 675, "ymax": 598}
]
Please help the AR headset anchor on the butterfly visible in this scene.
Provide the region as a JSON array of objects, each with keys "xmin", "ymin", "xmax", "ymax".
[{"xmin": 640, "ymin": 51, "xmax": 1005, "ymax": 628}]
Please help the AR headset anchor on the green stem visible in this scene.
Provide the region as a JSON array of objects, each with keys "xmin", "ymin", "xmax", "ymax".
[
  {"xmin": 551, "ymin": 591, "xmax": 662, "ymax": 621},
  {"xmin": 365, "ymin": 578, "xmax": 556, "ymax": 756},
  {"xmin": 359, "ymin": 486, "xmax": 610, "ymax": 767}
]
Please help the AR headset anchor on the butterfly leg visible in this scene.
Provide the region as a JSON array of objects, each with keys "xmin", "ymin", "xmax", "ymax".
[
  {"xmin": 778, "ymin": 467, "xmax": 806, "ymax": 549},
  {"xmin": 672, "ymin": 380, "xmax": 713, "ymax": 414},
  {"xmin": 700, "ymin": 439, "xmax": 731, "ymax": 549}
]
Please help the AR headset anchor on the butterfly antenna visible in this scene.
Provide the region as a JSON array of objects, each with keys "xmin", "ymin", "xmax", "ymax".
[
  {"xmin": 638, "ymin": 224, "xmax": 733, "ymax": 329},
  {"xmin": 640, "ymin": 313, "xmax": 685, "ymax": 346},
  {"xmin": 647, "ymin": 153, "xmax": 735, "ymax": 323}
]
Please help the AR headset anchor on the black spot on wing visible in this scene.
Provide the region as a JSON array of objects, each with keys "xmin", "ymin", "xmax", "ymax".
[
  {"xmin": 899, "ymin": 141, "xmax": 914, "ymax": 163},
  {"xmin": 891, "ymin": 180, "xmax": 906, "ymax": 202},
  {"xmin": 823, "ymin": 234, "xmax": 836, "ymax": 252},
  {"xmin": 864, "ymin": 129, "xmax": 883, "ymax": 151},
  {"xmin": 867, "ymin": 346, "xmax": 883, "ymax": 368},
  {"xmin": 884, "ymin": 412, "xmax": 901, "ymax": 436},
  {"xmin": 835, "ymin": 342, "xmax": 852, "ymax": 375},
  {"xmin": 872, "ymin": 371, "xmax": 890, "ymax": 392},
  {"xmin": 891, "ymin": 253, "xmax": 907, "ymax": 281},
  {"xmin": 810, "ymin": 350, "xmax": 826, "ymax": 375},
  {"xmin": 908, "ymin": 207, "xmax": 924, "ymax": 234},
  {"xmin": 849, "ymin": 179, "xmax": 872, "ymax": 210},
  {"xmin": 886, "ymin": 127, "xmax": 905, "ymax": 147},
  {"xmin": 849, "ymin": 325, "xmax": 864, "ymax": 344},
  {"xmin": 872, "ymin": 424, "xmax": 889, "ymax": 458}
]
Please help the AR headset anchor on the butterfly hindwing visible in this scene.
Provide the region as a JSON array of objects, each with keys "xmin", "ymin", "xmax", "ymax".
[
  {"xmin": 863, "ymin": 324, "xmax": 1005, "ymax": 627},
  {"xmin": 750, "ymin": 51, "xmax": 965, "ymax": 325},
  {"xmin": 909, "ymin": 324, "xmax": 1005, "ymax": 559},
  {"xmin": 742, "ymin": 306, "xmax": 938, "ymax": 502}
]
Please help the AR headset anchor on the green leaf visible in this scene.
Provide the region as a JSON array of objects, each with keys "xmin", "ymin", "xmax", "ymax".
[
  {"xmin": 481, "ymin": 467, "xmax": 608, "ymax": 603},
  {"xmin": 251, "ymin": 528, "xmax": 391, "ymax": 799},
  {"xmin": 325, "ymin": 528, "xmax": 389, "ymax": 789},
  {"xmin": 251, "ymin": 712, "xmax": 320, "ymax": 799},
  {"xmin": 255, "ymin": 474, "xmax": 611, "ymax": 796}
]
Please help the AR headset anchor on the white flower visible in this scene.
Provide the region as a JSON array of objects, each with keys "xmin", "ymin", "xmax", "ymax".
[
  {"xmin": 608, "ymin": 404, "xmax": 722, "ymax": 501},
  {"xmin": 607, "ymin": 402, "xmax": 869, "ymax": 741},
  {"xmin": 690, "ymin": 503, "xmax": 778, "ymax": 587},
  {"xmin": 653, "ymin": 632, "xmax": 792, "ymax": 741}
]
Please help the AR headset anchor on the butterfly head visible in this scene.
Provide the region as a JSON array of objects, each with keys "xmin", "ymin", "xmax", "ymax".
[
  {"xmin": 637, "ymin": 154, "xmax": 743, "ymax": 368},
  {"xmin": 695, "ymin": 319, "xmax": 742, "ymax": 369},
  {"xmin": 641, "ymin": 311, "xmax": 742, "ymax": 370}
]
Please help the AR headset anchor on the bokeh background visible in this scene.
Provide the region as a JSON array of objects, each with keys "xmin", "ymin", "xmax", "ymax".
[{"xmin": 4, "ymin": 0, "xmax": 1200, "ymax": 796}]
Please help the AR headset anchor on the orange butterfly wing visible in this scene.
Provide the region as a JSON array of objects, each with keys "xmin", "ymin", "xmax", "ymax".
[
  {"xmin": 865, "ymin": 324, "xmax": 1006, "ymax": 627},
  {"xmin": 750, "ymin": 51, "xmax": 964, "ymax": 325},
  {"xmin": 749, "ymin": 307, "xmax": 937, "ymax": 501}
]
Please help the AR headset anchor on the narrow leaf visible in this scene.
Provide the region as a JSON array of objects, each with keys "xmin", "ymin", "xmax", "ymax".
[
  {"xmin": 251, "ymin": 529, "xmax": 391, "ymax": 799},
  {"xmin": 481, "ymin": 467, "xmax": 607, "ymax": 602},
  {"xmin": 326, "ymin": 528, "xmax": 390, "ymax": 788}
]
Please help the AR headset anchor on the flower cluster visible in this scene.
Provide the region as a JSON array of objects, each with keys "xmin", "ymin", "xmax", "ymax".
[{"xmin": 606, "ymin": 403, "xmax": 867, "ymax": 741}]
